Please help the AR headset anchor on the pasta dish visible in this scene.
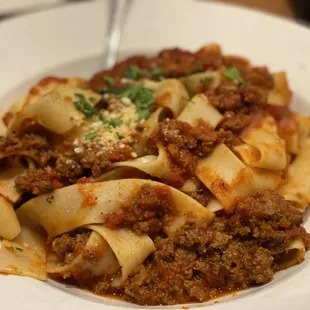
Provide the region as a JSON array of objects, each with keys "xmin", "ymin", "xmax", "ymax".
[{"xmin": 0, "ymin": 44, "xmax": 309, "ymax": 305}]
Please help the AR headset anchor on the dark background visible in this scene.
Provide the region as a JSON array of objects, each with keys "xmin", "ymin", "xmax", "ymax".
[{"xmin": 215, "ymin": 0, "xmax": 310, "ymax": 21}]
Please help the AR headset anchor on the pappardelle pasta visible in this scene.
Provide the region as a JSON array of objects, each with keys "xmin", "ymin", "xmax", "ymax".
[{"xmin": 0, "ymin": 44, "xmax": 310, "ymax": 306}]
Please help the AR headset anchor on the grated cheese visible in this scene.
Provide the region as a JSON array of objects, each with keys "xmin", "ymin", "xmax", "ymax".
[{"xmin": 68, "ymin": 95, "xmax": 141, "ymax": 152}]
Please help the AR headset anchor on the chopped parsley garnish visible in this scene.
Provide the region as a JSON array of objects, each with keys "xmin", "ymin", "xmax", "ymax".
[
  {"xmin": 151, "ymin": 68, "xmax": 161, "ymax": 76},
  {"xmin": 200, "ymin": 76, "xmax": 214, "ymax": 86},
  {"xmin": 191, "ymin": 67, "xmax": 203, "ymax": 74},
  {"xmin": 103, "ymin": 76, "xmax": 115, "ymax": 86},
  {"xmin": 116, "ymin": 85, "xmax": 154, "ymax": 120},
  {"xmin": 89, "ymin": 97, "xmax": 97, "ymax": 103},
  {"xmin": 68, "ymin": 152, "xmax": 76, "ymax": 158},
  {"xmin": 116, "ymin": 132, "xmax": 124, "ymax": 140},
  {"xmin": 15, "ymin": 247, "xmax": 23, "ymax": 252},
  {"xmin": 84, "ymin": 132, "xmax": 97, "ymax": 141},
  {"xmin": 110, "ymin": 118, "xmax": 123, "ymax": 127},
  {"xmin": 101, "ymin": 84, "xmax": 154, "ymax": 120},
  {"xmin": 74, "ymin": 93, "xmax": 97, "ymax": 118},
  {"xmin": 99, "ymin": 115, "xmax": 123, "ymax": 128},
  {"xmin": 223, "ymin": 67, "xmax": 245, "ymax": 85},
  {"xmin": 125, "ymin": 66, "xmax": 142, "ymax": 80}
]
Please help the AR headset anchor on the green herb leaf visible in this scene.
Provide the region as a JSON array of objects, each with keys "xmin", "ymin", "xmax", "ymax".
[
  {"xmin": 151, "ymin": 68, "xmax": 161, "ymax": 76},
  {"xmin": 125, "ymin": 66, "xmax": 142, "ymax": 80},
  {"xmin": 110, "ymin": 118, "xmax": 123, "ymax": 128},
  {"xmin": 103, "ymin": 84, "xmax": 154, "ymax": 120},
  {"xmin": 99, "ymin": 115, "xmax": 123, "ymax": 129},
  {"xmin": 74, "ymin": 93, "xmax": 97, "ymax": 118},
  {"xmin": 116, "ymin": 132, "xmax": 124, "ymax": 140},
  {"xmin": 103, "ymin": 76, "xmax": 115, "ymax": 86},
  {"xmin": 15, "ymin": 247, "xmax": 24, "ymax": 252},
  {"xmin": 200, "ymin": 76, "xmax": 214, "ymax": 86},
  {"xmin": 84, "ymin": 132, "xmax": 97, "ymax": 141},
  {"xmin": 223, "ymin": 67, "xmax": 245, "ymax": 85},
  {"xmin": 68, "ymin": 152, "xmax": 76, "ymax": 158},
  {"xmin": 89, "ymin": 97, "xmax": 97, "ymax": 103}
]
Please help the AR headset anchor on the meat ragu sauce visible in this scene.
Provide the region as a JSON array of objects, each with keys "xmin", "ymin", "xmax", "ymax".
[
  {"xmin": 52, "ymin": 185, "xmax": 309, "ymax": 305},
  {"xmin": 1, "ymin": 44, "xmax": 309, "ymax": 306}
]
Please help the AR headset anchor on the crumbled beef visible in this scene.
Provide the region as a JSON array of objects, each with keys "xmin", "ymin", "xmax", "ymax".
[
  {"xmin": 15, "ymin": 167, "xmax": 64, "ymax": 195},
  {"xmin": 0, "ymin": 133, "xmax": 52, "ymax": 165},
  {"xmin": 76, "ymin": 142, "xmax": 133, "ymax": 177},
  {"xmin": 54, "ymin": 156, "xmax": 83, "ymax": 182},
  {"xmin": 208, "ymin": 82, "xmax": 242, "ymax": 111},
  {"xmin": 52, "ymin": 230, "xmax": 91, "ymax": 264},
  {"xmin": 105, "ymin": 184, "xmax": 175, "ymax": 229},
  {"xmin": 89, "ymin": 45, "xmax": 224, "ymax": 91},
  {"xmin": 243, "ymin": 66, "xmax": 274, "ymax": 90},
  {"xmin": 94, "ymin": 187, "xmax": 310, "ymax": 305},
  {"xmin": 155, "ymin": 119, "xmax": 240, "ymax": 187}
]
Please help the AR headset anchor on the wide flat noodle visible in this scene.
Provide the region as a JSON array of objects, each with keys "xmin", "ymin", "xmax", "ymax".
[
  {"xmin": 0, "ymin": 226, "xmax": 46, "ymax": 280},
  {"xmin": 16, "ymin": 77, "xmax": 89, "ymax": 110},
  {"xmin": 177, "ymin": 93, "xmax": 223, "ymax": 128},
  {"xmin": 280, "ymin": 140, "xmax": 310, "ymax": 210},
  {"xmin": 272, "ymin": 239, "xmax": 306, "ymax": 269},
  {"xmin": 17, "ymin": 179, "xmax": 214, "ymax": 238},
  {"xmin": 87, "ymin": 225, "xmax": 155, "ymax": 284},
  {"xmin": 111, "ymin": 144, "xmax": 173, "ymax": 178},
  {"xmin": 8, "ymin": 85, "xmax": 101, "ymax": 134},
  {"xmin": 180, "ymin": 70, "xmax": 221, "ymax": 94},
  {"xmin": 267, "ymin": 72, "xmax": 291, "ymax": 106},
  {"xmin": 155, "ymin": 79, "xmax": 189, "ymax": 117},
  {"xmin": 0, "ymin": 196, "xmax": 21, "ymax": 240},
  {"xmin": 234, "ymin": 115, "xmax": 286, "ymax": 170},
  {"xmin": 0, "ymin": 167, "xmax": 24, "ymax": 203},
  {"xmin": 206, "ymin": 199, "xmax": 224, "ymax": 213},
  {"xmin": 196, "ymin": 144, "xmax": 283, "ymax": 211},
  {"xmin": 47, "ymin": 230, "xmax": 120, "ymax": 279}
]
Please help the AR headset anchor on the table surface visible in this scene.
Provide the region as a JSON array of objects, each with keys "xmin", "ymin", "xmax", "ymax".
[{"xmin": 215, "ymin": 0, "xmax": 294, "ymax": 17}]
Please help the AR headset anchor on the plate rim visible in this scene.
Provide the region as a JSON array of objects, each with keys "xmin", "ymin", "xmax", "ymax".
[{"xmin": 1, "ymin": 0, "xmax": 310, "ymax": 309}]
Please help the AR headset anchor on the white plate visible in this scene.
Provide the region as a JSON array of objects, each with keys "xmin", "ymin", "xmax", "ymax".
[{"xmin": 1, "ymin": 0, "xmax": 310, "ymax": 309}]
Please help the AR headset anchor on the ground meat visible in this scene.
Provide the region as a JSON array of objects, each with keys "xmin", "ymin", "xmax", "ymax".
[
  {"xmin": 95, "ymin": 187, "xmax": 310, "ymax": 305},
  {"xmin": 187, "ymin": 186, "xmax": 212, "ymax": 206},
  {"xmin": 243, "ymin": 66, "xmax": 274, "ymax": 90},
  {"xmin": 54, "ymin": 156, "xmax": 84, "ymax": 182},
  {"xmin": 218, "ymin": 104, "xmax": 259, "ymax": 134},
  {"xmin": 208, "ymin": 82, "xmax": 242, "ymax": 111},
  {"xmin": 105, "ymin": 184, "xmax": 175, "ymax": 229},
  {"xmin": 229, "ymin": 190, "xmax": 306, "ymax": 251},
  {"xmin": 15, "ymin": 167, "xmax": 64, "ymax": 195},
  {"xmin": 154, "ymin": 119, "xmax": 240, "ymax": 187},
  {"xmin": 76, "ymin": 141, "xmax": 133, "ymax": 178},
  {"xmin": 52, "ymin": 230, "xmax": 91, "ymax": 264},
  {"xmin": 89, "ymin": 45, "xmax": 224, "ymax": 91},
  {"xmin": 0, "ymin": 133, "xmax": 52, "ymax": 165}
]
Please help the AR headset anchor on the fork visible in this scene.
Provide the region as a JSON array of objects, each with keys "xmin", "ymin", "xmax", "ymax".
[{"xmin": 102, "ymin": 0, "xmax": 132, "ymax": 69}]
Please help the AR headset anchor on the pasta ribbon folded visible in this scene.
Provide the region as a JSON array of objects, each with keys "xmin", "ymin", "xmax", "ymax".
[
  {"xmin": 177, "ymin": 93, "xmax": 223, "ymax": 128},
  {"xmin": 0, "ymin": 196, "xmax": 21, "ymax": 240},
  {"xmin": 87, "ymin": 225, "xmax": 155, "ymax": 284},
  {"xmin": 196, "ymin": 143, "xmax": 283, "ymax": 211},
  {"xmin": 180, "ymin": 70, "xmax": 221, "ymax": 94},
  {"xmin": 234, "ymin": 115, "xmax": 286, "ymax": 170},
  {"xmin": 155, "ymin": 79, "xmax": 189, "ymax": 117},
  {"xmin": 280, "ymin": 140, "xmax": 310, "ymax": 210},
  {"xmin": 8, "ymin": 85, "xmax": 101, "ymax": 134},
  {"xmin": 0, "ymin": 226, "xmax": 46, "ymax": 280},
  {"xmin": 111, "ymin": 144, "xmax": 173, "ymax": 178},
  {"xmin": 267, "ymin": 72, "xmax": 291, "ymax": 106},
  {"xmin": 47, "ymin": 230, "xmax": 120, "ymax": 279},
  {"xmin": 1, "ymin": 180, "xmax": 213, "ymax": 282},
  {"xmin": 17, "ymin": 179, "xmax": 214, "ymax": 238}
]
